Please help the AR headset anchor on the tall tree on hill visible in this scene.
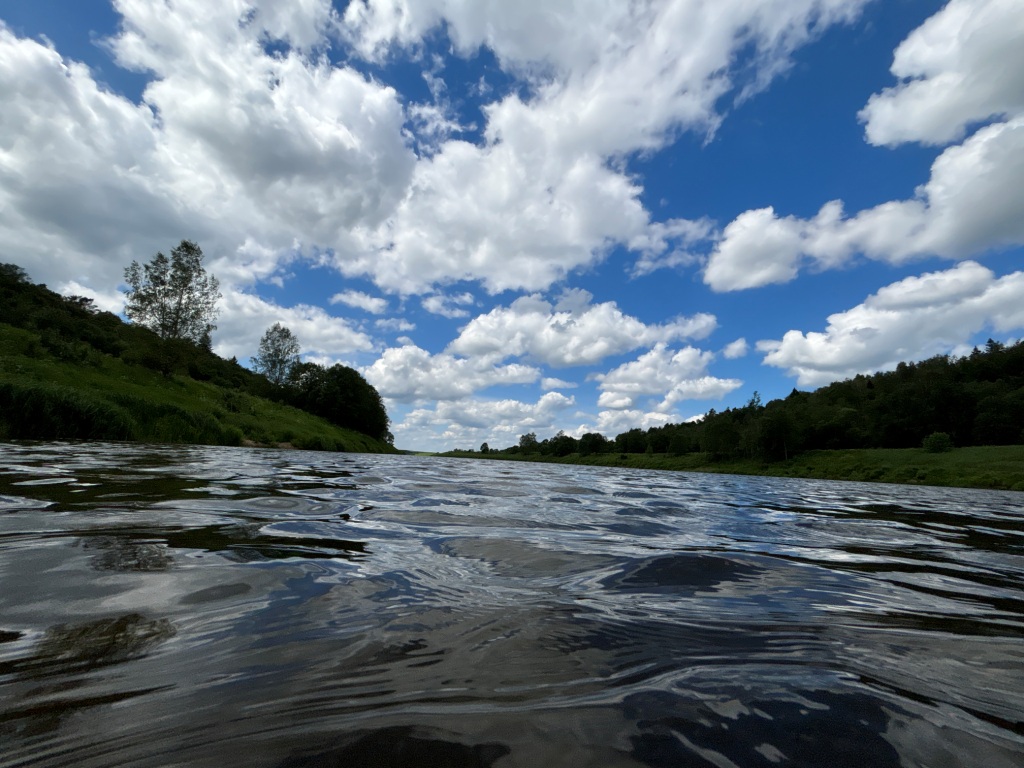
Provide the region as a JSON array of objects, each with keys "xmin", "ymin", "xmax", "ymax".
[
  {"xmin": 123, "ymin": 240, "xmax": 221, "ymax": 347},
  {"xmin": 252, "ymin": 323, "xmax": 300, "ymax": 385}
]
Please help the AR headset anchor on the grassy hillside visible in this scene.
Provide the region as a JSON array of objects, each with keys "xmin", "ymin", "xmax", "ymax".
[
  {"xmin": 442, "ymin": 445, "xmax": 1024, "ymax": 492},
  {"xmin": 0, "ymin": 324, "xmax": 391, "ymax": 453}
]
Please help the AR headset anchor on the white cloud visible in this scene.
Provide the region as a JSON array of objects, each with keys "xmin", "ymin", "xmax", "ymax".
[
  {"xmin": 393, "ymin": 391, "xmax": 575, "ymax": 451},
  {"xmin": 450, "ymin": 292, "xmax": 716, "ymax": 367},
  {"xmin": 592, "ymin": 409, "xmax": 675, "ymax": 438},
  {"xmin": 1, "ymin": 0, "xmax": 880, "ymax": 338},
  {"xmin": 58, "ymin": 281, "xmax": 125, "ymax": 315},
  {"xmin": 705, "ymin": 118, "xmax": 1024, "ymax": 290},
  {"xmin": 595, "ymin": 343, "xmax": 743, "ymax": 411},
  {"xmin": 215, "ymin": 289, "xmax": 374, "ymax": 362},
  {"xmin": 631, "ymin": 218, "xmax": 715, "ymax": 276},
  {"xmin": 722, "ymin": 338, "xmax": 749, "ymax": 359},
  {"xmin": 337, "ymin": 0, "xmax": 871, "ymax": 292},
  {"xmin": 421, "ymin": 292, "xmax": 475, "ymax": 318},
  {"xmin": 375, "ymin": 317, "xmax": 415, "ymax": 332},
  {"xmin": 330, "ymin": 290, "xmax": 388, "ymax": 314},
  {"xmin": 704, "ymin": 207, "xmax": 805, "ymax": 291},
  {"xmin": 758, "ymin": 261, "xmax": 1024, "ymax": 387},
  {"xmin": 0, "ymin": 5, "xmax": 413, "ymax": 354},
  {"xmin": 705, "ymin": 0, "xmax": 1024, "ymax": 292},
  {"xmin": 363, "ymin": 343, "xmax": 539, "ymax": 402},
  {"xmin": 859, "ymin": 0, "xmax": 1024, "ymax": 148},
  {"xmin": 541, "ymin": 378, "xmax": 577, "ymax": 391}
]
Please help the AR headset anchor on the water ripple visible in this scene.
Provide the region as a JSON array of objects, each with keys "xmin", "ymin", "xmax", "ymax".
[{"xmin": 1, "ymin": 442, "xmax": 1022, "ymax": 767}]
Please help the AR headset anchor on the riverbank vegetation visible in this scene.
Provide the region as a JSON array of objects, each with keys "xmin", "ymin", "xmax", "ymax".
[
  {"xmin": 0, "ymin": 262, "xmax": 392, "ymax": 452},
  {"xmin": 445, "ymin": 339, "xmax": 1024, "ymax": 491},
  {"xmin": 443, "ymin": 444, "xmax": 1024, "ymax": 491}
]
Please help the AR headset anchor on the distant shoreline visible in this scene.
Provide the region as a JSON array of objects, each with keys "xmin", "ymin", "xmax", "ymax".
[{"xmin": 439, "ymin": 445, "xmax": 1024, "ymax": 492}]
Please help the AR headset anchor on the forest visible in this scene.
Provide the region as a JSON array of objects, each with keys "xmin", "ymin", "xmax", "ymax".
[
  {"xmin": 0, "ymin": 261, "xmax": 391, "ymax": 449},
  {"xmin": 480, "ymin": 339, "xmax": 1024, "ymax": 462}
]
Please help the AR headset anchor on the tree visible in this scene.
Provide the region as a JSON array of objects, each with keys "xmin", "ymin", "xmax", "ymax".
[
  {"xmin": 252, "ymin": 323, "xmax": 300, "ymax": 385},
  {"xmin": 922, "ymin": 431, "xmax": 953, "ymax": 453},
  {"xmin": 578, "ymin": 432, "xmax": 608, "ymax": 456},
  {"xmin": 518, "ymin": 432, "xmax": 539, "ymax": 454},
  {"xmin": 549, "ymin": 430, "xmax": 578, "ymax": 456},
  {"xmin": 123, "ymin": 240, "xmax": 221, "ymax": 345},
  {"xmin": 287, "ymin": 362, "xmax": 390, "ymax": 441}
]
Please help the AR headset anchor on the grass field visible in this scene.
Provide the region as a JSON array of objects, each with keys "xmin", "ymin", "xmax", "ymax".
[{"xmin": 442, "ymin": 445, "xmax": 1024, "ymax": 492}]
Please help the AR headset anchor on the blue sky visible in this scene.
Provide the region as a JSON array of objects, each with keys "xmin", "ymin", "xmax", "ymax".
[{"xmin": 2, "ymin": 0, "xmax": 1022, "ymax": 451}]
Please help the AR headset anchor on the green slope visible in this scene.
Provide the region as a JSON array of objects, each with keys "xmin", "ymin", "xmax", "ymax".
[{"xmin": 0, "ymin": 325, "xmax": 391, "ymax": 453}]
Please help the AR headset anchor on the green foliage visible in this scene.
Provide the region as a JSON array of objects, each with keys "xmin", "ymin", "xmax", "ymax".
[
  {"xmin": 578, "ymin": 432, "xmax": 609, "ymax": 456},
  {"xmin": 123, "ymin": 240, "xmax": 221, "ymax": 345},
  {"xmin": 252, "ymin": 323, "xmax": 300, "ymax": 385},
  {"xmin": 287, "ymin": 362, "xmax": 390, "ymax": 441},
  {"xmin": 477, "ymin": 338, "xmax": 1024, "ymax": 486},
  {"xmin": 518, "ymin": 432, "xmax": 539, "ymax": 454},
  {"xmin": 0, "ymin": 381, "xmax": 135, "ymax": 441},
  {"xmin": 922, "ymin": 431, "xmax": 954, "ymax": 453},
  {"xmin": 444, "ymin": 445, "xmax": 1024, "ymax": 491},
  {"xmin": 0, "ymin": 263, "xmax": 393, "ymax": 453}
]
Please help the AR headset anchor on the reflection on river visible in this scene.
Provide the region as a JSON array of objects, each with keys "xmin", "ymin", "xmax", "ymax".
[{"xmin": 1, "ymin": 442, "xmax": 1023, "ymax": 767}]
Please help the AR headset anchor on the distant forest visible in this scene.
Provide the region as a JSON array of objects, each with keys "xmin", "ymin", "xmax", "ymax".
[
  {"xmin": 0, "ymin": 263, "xmax": 390, "ymax": 443},
  {"xmin": 485, "ymin": 339, "xmax": 1024, "ymax": 462}
]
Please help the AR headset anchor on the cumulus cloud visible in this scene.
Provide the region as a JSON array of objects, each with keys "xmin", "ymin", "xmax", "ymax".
[
  {"xmin": 859, "ymin": 0, "xmax": 1024, "ymax": 147},
  {"xmin": 363, "ymin": 343, "xmax": 539, "ymax": 402},
  {"xmin": 0, "ymin": 3, "xmax": 413, "ymax": 361},
  {"xmin": 337, "ymin": 0, "xmax": 871, "ymax": 292},
  {"xmin": 541, "ymin": 378, "xmax": 577, "ymax": 391},
  {"xmin": 330, "ymin": 290, "xmax": 388, "ymax": 314},
  {"xmin": 757, "ymin": 261, "xmax": 1024, "ymax": 387},
  {"xmin": 214, "ymin": 289, "xmax": 374, "ymax": 362},
  {"xmin": 595, "ymin": 344, "xmax": 743, "ymax": 411},
  {"xmin": 394, "ymin": 391, "xmax": 575, "ymax": 451},
  {"xmin": 375, "ymin": 317, "xmax": 415, "ymax": 333},
  {"xmin": 421, "ymin": 292, "xmax": 475, "ymax": 318},
  {"xmin": 450, "ymin": 291, "xmax": 716, "ymax": 367},
  {"xmin": 705, "ymin": 0, "xmax": 1024, "ymax": 292},
  {"xmin": 704, "ymin": 119, "xmax": 1024, "ymax": 290},
  {"xmin": 591, "ymin": 409, "xmax": 675, "ymax": 437},
  {"xmin": 722, "ymin": 338, "xmax": 749, "ymax": 359},
  {"xmin": 1, "ymin": 0, "xmax": 882, "ymax": 367}
]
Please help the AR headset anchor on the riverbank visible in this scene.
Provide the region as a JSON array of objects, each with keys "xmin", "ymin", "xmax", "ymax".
[{"xmin": 442, "ymin": 445, "xmax": 1024, "ymax": 491}]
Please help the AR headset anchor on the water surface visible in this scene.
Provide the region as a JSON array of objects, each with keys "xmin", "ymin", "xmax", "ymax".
[{"xmin": 1, "ymin": 442, "xmax": 1023, "ymax": 767}]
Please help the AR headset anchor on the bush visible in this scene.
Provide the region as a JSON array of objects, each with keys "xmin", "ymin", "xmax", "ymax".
[{"xmin": 922, "ymin": 431, "xmax": 954, "ymax": 453}]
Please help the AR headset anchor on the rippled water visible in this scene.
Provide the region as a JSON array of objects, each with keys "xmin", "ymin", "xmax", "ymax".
[{"xmin": 1, "ymin": 442, "xmax": 1023, "ymax": 767}]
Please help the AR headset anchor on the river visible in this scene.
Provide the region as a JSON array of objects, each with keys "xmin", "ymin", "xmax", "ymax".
[{"xmin": 1, "ymin": 442, "xmax": 1022, "ymax": 767}]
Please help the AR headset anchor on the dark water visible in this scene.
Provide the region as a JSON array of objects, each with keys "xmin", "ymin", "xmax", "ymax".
[{"xmin": 1, "ymin": 443, "xmax": 1023, "ymax": 767}]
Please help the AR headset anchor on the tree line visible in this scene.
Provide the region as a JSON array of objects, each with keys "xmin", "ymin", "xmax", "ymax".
[
  {"xmin": 478, "ymin": 339, "xmax": 1024, "ymax": 461},
  {"xmin": 1, "ymin": 241, "xmax": 391, "ymax": 443}
]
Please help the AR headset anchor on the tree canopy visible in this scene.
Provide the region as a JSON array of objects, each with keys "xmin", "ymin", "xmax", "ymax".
[
  {"xmin": 252, "ymin": 323, "xmax": 300, "ymax": 385},
  {"xmin": 123, "ymin": 240, "xmax": 221, "ymax": 346},
  {"xmin": 485, "ymin": 340, "xmax": 1024, "ymax": 461},
  {"xmin": 287, "ymin": 362, "xmax": 391, "ymax": 442}
]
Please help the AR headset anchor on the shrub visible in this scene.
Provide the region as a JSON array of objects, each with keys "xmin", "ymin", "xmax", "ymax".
[{"xmin": 922, "ymin": 431, "xmax": 954, "ymax": 453}]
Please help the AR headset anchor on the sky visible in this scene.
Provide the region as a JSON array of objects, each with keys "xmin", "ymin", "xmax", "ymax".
[{"xmin": 1, "ymin": 0, "xmax": 1023, "ymax": 452}]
